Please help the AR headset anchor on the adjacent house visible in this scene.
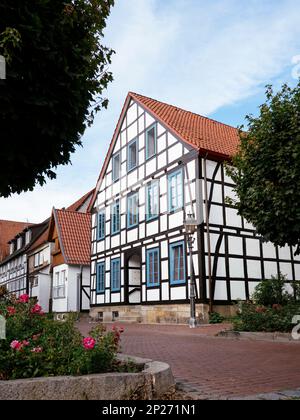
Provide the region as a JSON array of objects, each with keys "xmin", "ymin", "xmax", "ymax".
[
  {"xmin": 0, "ymin": 190, "xmax": 94, "ymax": 313},
  {"xmin": 0, "ymin": 220, "xmax": 32, "ymax": 262},
  {"xmin": 89, "ymin": 92, "xmax": 300, "ymax": 324},
  {"xmin": 0, "ymin": 221, "xmax": 48, "ymax": 297},
  {"xmin": 47, "ymin": 209, "xmax": 91, "ymax": 314},
  {"xmin": 27, "ymin": 224, "xmax": 53, "ymax": 312}
]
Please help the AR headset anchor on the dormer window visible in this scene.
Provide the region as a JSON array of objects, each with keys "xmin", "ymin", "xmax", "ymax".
[
  {"xmin": 10, "ymin": 243, "xmax": 14, "ymax": 255},
  {"xmin": 25, "ymin": 230, "xmax": 31, "ymax": 245},
  {"xmin": 17, "ymin": 237, "xmax": 22, "ymax": 250}
]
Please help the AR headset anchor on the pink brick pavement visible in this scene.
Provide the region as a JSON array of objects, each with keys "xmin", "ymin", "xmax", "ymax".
[{"xmin": 78, "ymin": 321, "xmax": 300, "ymax": 399}]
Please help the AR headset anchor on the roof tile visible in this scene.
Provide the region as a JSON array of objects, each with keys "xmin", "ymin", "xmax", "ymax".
[
  {"xmin": 130, "ymin": 92, "xmax": 240, "ymax": 159},
  {"xmin": 55, "ymin": 210, "xmax": 91, "ymax": 265},
  {"xmin": 0, "ymin": 220, "xmax": 32, "ymax": 261}
]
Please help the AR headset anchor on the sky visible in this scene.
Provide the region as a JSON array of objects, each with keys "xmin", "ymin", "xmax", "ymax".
[{"xmin": 1, "ymin": 0, "xmax": 300, "ymax": 223}]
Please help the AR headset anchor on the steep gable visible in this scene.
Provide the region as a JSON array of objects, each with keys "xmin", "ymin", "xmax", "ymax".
[{"xmin": 89, "ymin": 92, "xmax": 240, "ymax": 211}]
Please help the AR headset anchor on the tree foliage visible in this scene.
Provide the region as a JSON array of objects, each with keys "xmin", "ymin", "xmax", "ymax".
[
  {"xmin": 227, "ymin": 82, "xmax": 300, "ymax": 254},
  {"xmin": 0, "ymin": 0, "xmax": 114, "ymax": 197}
]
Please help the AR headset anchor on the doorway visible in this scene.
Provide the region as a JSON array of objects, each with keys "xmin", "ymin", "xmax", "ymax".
[{"xmin": 125, "ymin": 249, "xmax": 142, "ymax": 304}]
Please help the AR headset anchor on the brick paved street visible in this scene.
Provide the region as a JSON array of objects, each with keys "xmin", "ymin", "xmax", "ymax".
[{"xmin": 78, "ymin": 321, "xmax": 300, "ymax": 399}]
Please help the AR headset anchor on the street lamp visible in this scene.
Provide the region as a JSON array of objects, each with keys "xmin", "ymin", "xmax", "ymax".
[{"xmin": 184, "ymin": 213, "xmax": 197, "ymax": 328}]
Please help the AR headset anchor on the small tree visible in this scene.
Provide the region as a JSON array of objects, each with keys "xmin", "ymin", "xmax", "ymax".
[
  {"xmin": 0, "ymin": 0, "xmax": 114, "ymax": 197},
  {"xmin": 227, "ymin": 82, "xmax": 300, "ymax": 254}
]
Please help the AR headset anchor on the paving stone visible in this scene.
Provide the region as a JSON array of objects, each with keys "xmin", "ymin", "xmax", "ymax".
[{"xmin": 78, "ymin": 321, "xmax": 300, "ymax": 399}]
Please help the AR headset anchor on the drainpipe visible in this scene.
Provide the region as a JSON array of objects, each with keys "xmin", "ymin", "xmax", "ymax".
[
  {"xmin": 203, "ymin": 154, "xmax": 213, "ymax": 314},
  {"xmin": 78, "ymin": 265, "xmax": 83, "ymax": 313}
]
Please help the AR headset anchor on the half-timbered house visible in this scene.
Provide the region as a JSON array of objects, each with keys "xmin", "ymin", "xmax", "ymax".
[
  {"xmin": 47, "ymin": 209, "xmax": 91, "ymax": 314},
  {"xmin": 0, "ymin": 221, "xmax": 48, "ymax": 297},
  {"xmin": 89, "ymin": 92, "xmax": 300, "ymax": 323}
]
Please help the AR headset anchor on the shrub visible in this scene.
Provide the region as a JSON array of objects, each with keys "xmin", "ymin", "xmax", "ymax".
[
  {"xmin": 252, "ymin": 273, "xmax": 292, "ymax": 307},
  {"xmin": 233, "ymin": 302, "xmax": 300, "ymax": 333},
  {"xmin": 209, "ymin": 312, "xmax": 225, "ymax": 324},
  {"xmin": 0, "ymin": 294, "xmax": 125, "ymax": 380}
]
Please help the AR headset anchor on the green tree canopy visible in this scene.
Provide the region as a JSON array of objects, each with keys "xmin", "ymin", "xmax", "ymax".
[
  {"xmin": 227, "ymin": 82, "xmax": 300, "ymax": 254},
  {"xmin": 0, "ymin": 0, "xmax": 114, "ymax": 197}
]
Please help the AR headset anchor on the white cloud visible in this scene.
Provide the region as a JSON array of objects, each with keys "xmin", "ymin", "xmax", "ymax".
[{"xmin": 1, "ymin": 0, "xmax": 300, "ymax": 222}]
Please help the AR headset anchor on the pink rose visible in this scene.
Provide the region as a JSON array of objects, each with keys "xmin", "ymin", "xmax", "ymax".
[
  {"xmin": 22, "ymin": 340, "xmax": 30, "ymax": 347},
  {"xmin": 18, "ymin": 294, "xmax": 29, "ymax": 304},
  {"xmin": 10, "ymin": 340, "xmax": 23, "ymax": 351},
  {"xmin": 31, "ymin": 347, "xmax": 43, "ymax": 353},
  {"xmin": 7, "ymin": 306, "xmax": 16, "ymax": 316},
  {"xmin": 31, "ymin": 304, "xmax": 42, "ymax": 314},
  {"xmin": 82, "ymin": 337, "xmax": 96, "ymax": 350}
]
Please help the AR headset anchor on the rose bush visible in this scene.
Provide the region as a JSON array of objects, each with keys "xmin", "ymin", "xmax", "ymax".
[{"xmin": 0, "ymin": 292, "xmax": 125, "ymax": 380}]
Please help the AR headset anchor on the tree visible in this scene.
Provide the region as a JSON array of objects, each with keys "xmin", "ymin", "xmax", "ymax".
[
  {"xmin": 0, "ymin": 0, "xmax": 114, "ymax": 197},
  {"xmin": 227, "ymin": 82, "xmax": 300, "ymax": 254}
]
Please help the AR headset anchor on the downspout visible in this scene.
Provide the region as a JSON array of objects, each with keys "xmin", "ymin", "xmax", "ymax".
[
  {"xmin": 203, "ymin": 154, "xmax": 213, "ymax": 314},
  {"xmin": 78, "ymin": 265, "xmax": 83, "ymax": 313}
]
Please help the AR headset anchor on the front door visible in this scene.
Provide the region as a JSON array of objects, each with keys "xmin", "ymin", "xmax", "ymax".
[{"xmin": 125, "ymin": 250, "xmax": 142, "ymax": 304}]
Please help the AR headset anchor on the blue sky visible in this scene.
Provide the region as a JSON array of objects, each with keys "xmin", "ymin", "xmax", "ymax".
[{"xmin": 1, "ymin": 0, "xmax": 300, "ymax": 222}]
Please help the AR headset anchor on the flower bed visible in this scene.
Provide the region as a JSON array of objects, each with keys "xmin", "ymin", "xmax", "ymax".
[{"xmin": 0, "ymin": 289, "xmax": 129, "ymax": 380}]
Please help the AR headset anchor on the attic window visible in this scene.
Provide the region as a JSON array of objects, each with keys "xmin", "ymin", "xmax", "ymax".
[
  {"xmin": 25, "ymin": 230, "xmax": 31, "ymax": 245},
  {"xmin": 17, "ymin": 237, "xmax": 22, "ymax": 250},
  {"xmin": 127, "ymin": 138, "xmax": 138, "ymax": 172},
  {"xmin": 146, "ymin": 124, "xmax": 157, "ymax": 160},
  {"xmin": 112, "ymin": 152, "xmax": 120, "ymax": 182}
]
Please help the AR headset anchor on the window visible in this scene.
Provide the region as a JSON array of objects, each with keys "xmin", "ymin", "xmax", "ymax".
[
  {"xmin": 127, "ymin": 138, "xmax": 138, "ymax": 172},
  {"xmin": 168, "ymin": 168, "xmax": 183, "ymax": 212},
  {"xmin": 146, "ymin": 248, "xmax": 160, "ymax": 287},
  {"xmin": 17, "ymin": 237, "xmax": 22, "ymax": 250},
  {"xmin": 169, "ymin": 241, "xmax": 186, "ymax": 284},
  {"xmin": 127, "ymin": 192, "xmax": 139, "ymax": 228},
  {"xmin": 112, "ymin": 152, "xmax": 120, "ymax": 182},
  {"xmin": 53, "ymin": 271, "xmax": 66, "ymax": 299},
  {"xmin": 97, "ymin": 210, "xmax": 105, "ymax": 240},
  {"xmin": 32, "ymin": 276, "xmax": 38, "ymax": 288},
  {"xmin": 34, "ymin": 253, "xmax": 40, "ymax": 268},
  {"xmin": 146, "ymin": 181, "xmax": 159, "ymax": 221},
  {"xmin": 111, "ymin": 258, "xmax": 121, "ymax": 292},
  {"xmin": 25, "ymin": 231, "xmax": 31, "ymax": 245},
  {"xmin": 146, "ymin": 124, "xmax": 156, "ymax": 160},
  {"xmin": 96, "ymin": 262, "xmax": 105, "ymax": 294},
  {"xmin": 111, "ymin": 200, "xmax": 120, "ymax": 234}
]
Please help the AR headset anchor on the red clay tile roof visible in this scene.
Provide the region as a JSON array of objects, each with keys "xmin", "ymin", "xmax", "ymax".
[
  {"xmin": 130, "ymin": 92, "xmax": 240, "ymax": 159},
  {"xmin": 0, "ymin": 220, "xmax": 33, "ymax": 261},
  {"xmin": 54, "ymin": 210, "xmax": 91, "ymax": 265},
  {"xmin": 66, "ymin": 189, "xmax": 95, "ymax": 213},
  {"xmin": 89, "ymin": 92, "xmax": 241, "ymax": 211}
]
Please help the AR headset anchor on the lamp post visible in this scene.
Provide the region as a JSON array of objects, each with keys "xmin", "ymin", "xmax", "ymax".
[{"xmin": 184, "ymin": 213, "xmax": 197, "ymax": 329}]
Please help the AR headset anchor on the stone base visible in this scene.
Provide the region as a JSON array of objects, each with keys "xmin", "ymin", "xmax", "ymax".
[
  {"xmin": 90, "ymin": 303, "xmax": 237, "ymax": 325},
  {"xmin": 0, "ymin": 355, "xmax": 175, "ymax": 400}
]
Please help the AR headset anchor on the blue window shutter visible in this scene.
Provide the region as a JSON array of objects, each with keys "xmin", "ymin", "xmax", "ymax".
[
  {"xmin": 96, "ymin": 262, "xmax": 105, "ymax": 293},
  {"xmin": 111, "ymin": 258, "xmax": 121, "ymax": 291},
  {"xmin": 111, "ymin": 200, "xmax": 120, "ymax": 234},
  {"xmin": 169, "ymin": 241, "xmax": 186, "ymax": 285},
  {"xmin": 168, "ymin": 169, "xmax": 183, "ymax": 212},
  {"xmin": 97, "ymin": 211, "xmax": 105, "ymax": 240},
  {"xmin": 146, "ymin": 248, "xmax": 160, "ymax": 287}
]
